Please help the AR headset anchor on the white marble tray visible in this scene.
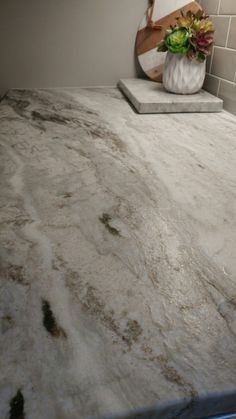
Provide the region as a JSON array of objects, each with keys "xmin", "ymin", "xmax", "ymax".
[{"xmin": 118, "ymin": 78, "xmax": 223, "ymax": 114}]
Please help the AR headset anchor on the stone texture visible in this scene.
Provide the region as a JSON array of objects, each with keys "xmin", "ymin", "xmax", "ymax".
[
  {"xmin": 0, "ymin": 87, "xmax": 236, "ymax": 419},
  {"xmin": 118, "ymin": 78, "xmax": 223, "ymax": 113}
]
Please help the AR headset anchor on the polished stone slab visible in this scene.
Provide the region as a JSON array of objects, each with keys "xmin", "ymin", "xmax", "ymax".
[
  {"xmin": 0, "ymin": 87, "xmax": 236, "ymax": 419},
  {"xmin": 118, "ymin": 78, "xmax": 223, "ymax": 113},
  {"xmin": 98, "ymin": 391, "xmax": 236, "ymax": 419}
]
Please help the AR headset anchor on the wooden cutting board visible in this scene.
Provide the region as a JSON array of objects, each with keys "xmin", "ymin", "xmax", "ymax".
[{"xmin": 136, "ymin": 0, "xmax": 201, "ymax": 82}]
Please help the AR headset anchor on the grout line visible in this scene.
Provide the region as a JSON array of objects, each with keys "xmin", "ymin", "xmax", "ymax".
[
  {"xmin": 213, "ymin": 45, "xmax": 236, "ymax": 52},
  {"xmin": 209, "ymin": 47, "xmax": 215, "ymax": 73},
  {"xmin": 210, "ymin": 14, "xmax": 233, "ymax": 17},
  {"xmin": 225, "ymin": 16, "xmax": 232, "ymax": 47},
  {"xmin": 217, "ymin": 79, "xmax": 221, "ymax": 97},
  {"xmin": 206, "ymin": 72, "xmax": 236, "ymax": 85},
  {"xmin": 217, "ymin": 0, "xmax": 221, "ymax": 14}
]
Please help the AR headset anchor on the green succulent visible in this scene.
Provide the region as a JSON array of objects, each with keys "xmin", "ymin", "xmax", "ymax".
[
  {"xmin": 157, "ymin": 9, "xmax": 215, "ymax": 61},
  {"xmin": 165, "ymin": 27, "xmax": 192, "ymax": 54}
]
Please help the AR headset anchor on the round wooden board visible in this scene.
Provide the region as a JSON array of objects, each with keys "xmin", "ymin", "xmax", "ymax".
[{"xmin": 136, "ymin": 0, "xmax": 201, "ymax": 82}]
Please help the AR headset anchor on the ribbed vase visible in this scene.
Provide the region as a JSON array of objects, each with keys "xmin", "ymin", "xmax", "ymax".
[{"xmin": 163, "ymin": 52, "xmax": 206, "ymax": 95}]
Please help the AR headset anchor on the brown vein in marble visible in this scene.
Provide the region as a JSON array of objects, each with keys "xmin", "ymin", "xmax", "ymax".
[{"xmin": 9, "ymin": 390, "xmax": 25, "ymax": 419}]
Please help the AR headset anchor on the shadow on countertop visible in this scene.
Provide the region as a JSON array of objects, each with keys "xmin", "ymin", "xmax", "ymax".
[{"xmin": 94, "ymin": 391, "xmax": 236, "ymax": 419}]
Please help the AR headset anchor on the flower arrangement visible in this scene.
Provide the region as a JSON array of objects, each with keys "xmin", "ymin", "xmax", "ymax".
[{"xmin": 157, "ymin": 10, "xmax": 215, "ymax": 62}]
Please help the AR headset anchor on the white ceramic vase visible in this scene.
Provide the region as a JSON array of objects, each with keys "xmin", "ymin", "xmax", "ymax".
[{"xmin": 163, "ymin": 52, "xmax": 206, "ymax": 94}]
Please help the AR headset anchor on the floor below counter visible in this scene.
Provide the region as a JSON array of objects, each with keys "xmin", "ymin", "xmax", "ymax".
[{"xmin": 0, "ymin": 87, "xmax": 236, "ymax": 419}]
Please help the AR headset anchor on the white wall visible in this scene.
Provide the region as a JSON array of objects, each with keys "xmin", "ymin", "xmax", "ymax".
[{"xmin": 0, "ymin": 0, "xmax": 147, "ymax": 88}]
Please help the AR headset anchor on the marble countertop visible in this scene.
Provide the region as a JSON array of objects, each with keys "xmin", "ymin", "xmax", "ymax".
[{"xmin": 0, "ymin": 87, "xmax": 236, "ymax": 419}]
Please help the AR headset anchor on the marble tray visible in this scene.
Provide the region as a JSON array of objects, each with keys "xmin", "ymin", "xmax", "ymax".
[{"xmin": 118, "ymin": 78, "xmax": 223, "ymax": 114}]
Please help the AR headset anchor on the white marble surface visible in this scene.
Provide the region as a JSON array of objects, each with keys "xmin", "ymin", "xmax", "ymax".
[
  {"xmin": 0, "ymin": 87, "xmax": 236, "ymax": 419},
  {"xmin": 118, "ymin": 79, "xmax": 223, "ymax": 113}
]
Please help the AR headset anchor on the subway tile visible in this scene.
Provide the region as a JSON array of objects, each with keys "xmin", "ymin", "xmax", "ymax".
[
  {"xmin": 218, "ymin": 80, "xmax": 236, "ymax": 114},
  {"xmin": 219, "ymin": 0, "xmax": 236, "ymax": 15},
  {"xmin": 206, "ymin": 53, "xmax": 212, "ymax": 73},
  {"xmin": 210, "ymin": 16, "xmax": 230, "ymax": 46},
  {"xmin": 211, "ymin": 47, "xmax": 236, "ymax": 81},
  {"xmin": 200, "ymin": 0, "xmax": 219, "ymax": 14},
  {"xmin": 227, "ymin": 17, "xmax": 236, "ymax": 49},
  {"xmin": 203, "ymin": 73, "xmax": 220, "ymax": 95}
]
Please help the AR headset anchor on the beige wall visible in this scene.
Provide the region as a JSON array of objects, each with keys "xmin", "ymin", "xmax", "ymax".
[
  {"xmin": 200, "ymin": 0, "xmax": 236, "ymax": 115},
  {"xmin": 0, "ymin": 0, "xmax": 147, "ymax": 88}
]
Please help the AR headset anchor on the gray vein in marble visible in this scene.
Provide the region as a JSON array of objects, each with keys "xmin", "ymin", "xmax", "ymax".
[{"xmin": 0, "ymin": 87, "xmax": 236, "ymax": 419}]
